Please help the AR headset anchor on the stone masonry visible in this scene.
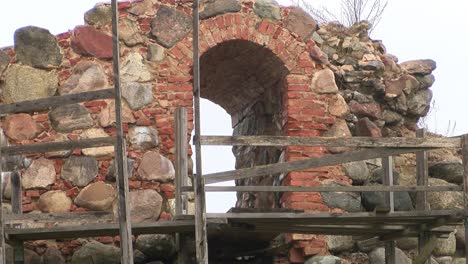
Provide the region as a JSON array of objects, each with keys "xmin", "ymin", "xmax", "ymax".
[{"xmin": 0, "ymin": 0, "xmax": 444, "ymax": 263}]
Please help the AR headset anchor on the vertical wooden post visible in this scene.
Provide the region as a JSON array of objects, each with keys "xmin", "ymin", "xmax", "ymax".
[
  {"xmin": 461, "ymin": 135, "xmax": 468, "ymax": 264},
  {"xmin": 175, "ymin": 108, "xmax": 190, "ymax": 264},
  {"xmin": 0, "ymin": 138, "xmax": 5, "ymax": 264},
  {"xmin": 10, "ymin": 172, "xmax": 23, "ymax": 264},
  {"xmin": 111, "ymin": 0, "xmax": 134, "ymax": 263},
  {"xmin": 416, "ymin": 129, "xmax": 430, "ymax": 264},
  {"xmin": 382, "ymin": 156, "xmax": 395, "ymax": 264},
  {"xmin": 192, "ymin": 0, "xmax": 209, "ymax": 261},
  {"xmin": 175, "ymin": 107, "xmax": 188, "ymax": 217},
  {"xmin": 382, "ymin": 156, "xmax": 394, "ymax": 212}
]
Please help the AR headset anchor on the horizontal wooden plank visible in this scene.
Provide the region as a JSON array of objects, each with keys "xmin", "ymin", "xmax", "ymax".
[
  {"xmin": 1, "ymin": 137, "xmax": 115, "ymax": 156},
  {"xmin": 207, "ymin": 210, "xmax": 468, "ymax": 220},
  {"xmin": 202, "ymin": 185, "xmax": 463, "ymax": 193},
  {"xmin": 5, "ymin": 211, "xmax": 113, "ymax": 224},
  {"xmin": 5, "ymin": 219, "xmax": 227, "ymax": 241},
  {"xmin": 0, "ymin": 88, "xmax": 115, "ymax": 114},
  {"xmin": 199, "ymin": 135, "xmax": 461, "ymax": 148},
  {"xmin": 204, "ymin": 147, "xmax": 427, "ymax": 184}
]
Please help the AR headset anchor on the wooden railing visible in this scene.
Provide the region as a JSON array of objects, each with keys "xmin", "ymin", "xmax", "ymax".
[{"xmin": 174, "ymin": 106, "xmax": 468, "ymax": 264}]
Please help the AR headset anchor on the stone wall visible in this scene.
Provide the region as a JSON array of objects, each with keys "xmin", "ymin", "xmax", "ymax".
[{"xmin": 0, "ymin": 0, "xmax": 450, "ymax": 263}]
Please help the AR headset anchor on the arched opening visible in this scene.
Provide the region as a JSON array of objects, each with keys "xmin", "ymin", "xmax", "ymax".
[{"xmin": 200, "ymin": 40, "xmax": 289, "ymax": 209}]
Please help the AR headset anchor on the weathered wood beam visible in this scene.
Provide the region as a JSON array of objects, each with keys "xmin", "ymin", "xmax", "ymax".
[
  {"xmin": 192, "ymin": 0, "xmax": 208, "ymax": 262},
  {"xmin": 199, "ymin": 135, "xmax": 461, "ymax": 148},
  {"xmin": 204, "ymin": 147, "xmax": 429, "ymax": 184},
  {"xmin": 10, "ymin": 172, "xmax": 23, "ymax": 264},
  {"xmin": 175, "ymin": 108, "xmax": 188, "ymax": 217},
  {"xmin": 413, "ymin": 235, "xmax": 437, "ymax": 264},
  {"xmin": 200, "ymin": 185, "xmax": 462, "ymax": 193},
  {"xmin": 111, "ymin": 0, "xmax": 133, "ymax": 262},
  {"xmin": 1, "ymin": 137, "xmax": 115, "ymax": 156},
  {"xmin": 0, "ymin": 89, "xmax": 114, "ymax": 115},
  {"xmin": 175, "ymin": 108, "xmax": 189, "ymax": 264},
  {"xmin": 5, "ymin": 211, "xmax": 113, "ymax": 224},
  {"xmin": 207, "ymin": 210, "xmax": 468, "ymax": 220},
  {"xmin": 416, "ymin": 129, "xmax": 430, "ymax": 264}
]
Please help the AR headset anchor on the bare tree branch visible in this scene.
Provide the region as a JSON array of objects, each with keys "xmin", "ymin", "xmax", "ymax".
[{"xmin": 294, "ymin": 0, "xmax": 388, "ymax": 33}]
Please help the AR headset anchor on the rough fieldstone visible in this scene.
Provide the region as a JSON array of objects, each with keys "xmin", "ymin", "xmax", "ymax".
[
  {"xmin": 355, "ymin": 118, "xmax": 382, "ymax": 137},
  {"xmin": 305, "ymin": 255, "xmax": 342, "ymax": 264},
  {"xmin": 408, "ymin": 89, "xmax": 433, "ymax": 116},
  {"xmin": 3, "ymin": 114, "xmax": 41, "ymax": 141},
  {"xmin": 326, "ymin": 235, "xmax": 354, "ymax": 253},
  {"xmin": 396, "ymin": 237, "xmax": 418, "ymax": 250},
  {"xmin": 453, "ymin": 258, "xmax": 466, "ymax": 264},
  {"xmin": 1, "ymin": 64, "xmax": 58, "ymax": 103},
  {"xmin": 254, "ymin": 0, "xmax": 281, "ymax": 20},
  {"xmin": 99, "ymin": 100, "xmax": 136, "ymax": 127},
  {"xmin": 60, "ymin": 61, "xmax": 109, "ymax": 94},
  {"xmin": 22, "ymin": 158, "xmax": 56, "ymax": 189},
  {"xmin": 427, "ymin": 178, "xmax": 463, "ymax": 210},
  {"xmin": 311, "ymin": 69, "xmax": 338, "ymax": 94},
  {"xmin": 128, "ymin": 126, "xmax": 159, "ymax": 150},
  {"xmin": 71, "ymin": 241, "xmax": 120, "ymax": 264},
  {"xmin": 106, "ymin": 158, "xmax": 135, "ymax": 181},
  {"xmin": 324, "ymin": 119, "xmax": 352, "ymax": 153},
  {"xmin": 71, "ymin": 26, "xmax": 113, "ymax": 59},
  {"xmin": 435, "ymin": 256, "xmax": 452, "ymax": 264},
  {"xmin": 38, "ymin": 191, "xmax": 72, "ymax": 213},
  {"xmin": 417, "ymin": 74, "xmax": 436, "ymax": 89},
  {"xmin": 45, "ymin": 134, "xmax": 72, "ymax": 158},
  {"xmin": 0, "ymin": 50, "xmax": 10, "ymax": 76},
  {"xmin": 43, "ymin": 247, "xmax": 65, "ymax": 264},
  {"xmin": 284, "ymin": 7, "xmax": 317, "ymax": 40},
  {"xmin": 328, "ymin": 94, "xmax": 349, "ymax": 117},
  {"xmin": 135, "ymin": 234, "xmax": 176, "ymax": 260},
  {"xmin": 434, "ymin": 232, "xmax": 456, "ymax": 256},
  {"xmin": 369, "ymin": 168, "xmax": 399, "ymax": 185},
  {"xmin": 151, "ymin": 6, "xmax": 192, "ymax": 48},
  {"xmin": 321, "ymin": 182, "xmax": 361, "ymax": 212},
  {"xmin": 121, "ymin": 53, "xmax": 152, "ymax": 82},
  {"xmin": 120, "ymin": 19, "xmax": 145, "ymax": 47},
  {"xmin": 400, "ymin": 59, "xmax": 437, "ymax": 75},
  {"xmin": 24, "ymin": 249, "xmax": 42, "ymax": 264},
  {"xmin": 84, "ymin": 4, "xmax": 112, "ymax": 28},
  {"xmin": 80, "ymin": 128, "xmax": 114, "ymax": 157},
  {"xmin": 147, "ymin": 43, "xmax": 166, "ymax": 62},
  {"xmin": 119, "ymin": 189, "xmax": 163, "ymax": 223},
  {"xmin": 133, "ymin": 249, "xmax": 147, "ymax": 264},
  {"xmin": 49, "ymin": 104, "xmax": 94, "ymax": 132},
  {"xmin": 128, "ymin": 0, "xmax": 155, "ymax": 16},
  {"xmin": 361, "ymin": 184, "xmax": 414, "ymax": 212},
  {"xmin": 138, "ymin": 151, "xmax": 175, "ymax": 182},
  {"xmin": 383, "ymin": 110, "xmax": 403, "ymax": 125},
  {"xmin": 200, "ymin": 0, "xmax": 241, "ymax": 19},
  {"xmin": 14, "ymin": 26, "xmax": 62, "ymax": 68},
  {"xmin": 429, "ymin": 161, "xmax": 464, "ymax": 184},
  {"xmin": 75, "ymin": 182, "xmax": 116, "ymax": 211},
  {"xmin": 61, "ymin": 156, "xmax": 98, "ymax": 187},
  {"xmin": 342, "ymin": 161, "xmax": 370, "ymax": 185},
  {"xmin": 349, "ymin": 100, "xmax": 382, "ymax": 120},
  {"xmin": 309, "ymin": 45, "xmax": 329, "ymax": 64},
  {"xmin": 368, "ymin": 247, "xmax": 410, "ymax": 264},
  {"xmin": 122, "ymin": 82, "xmax": 153, "ymax": 110}
]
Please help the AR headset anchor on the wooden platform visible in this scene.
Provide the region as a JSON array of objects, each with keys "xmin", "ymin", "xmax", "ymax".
[{"xmin": 5, "ymin": 210, "xmax": 464, "ymax": 241}]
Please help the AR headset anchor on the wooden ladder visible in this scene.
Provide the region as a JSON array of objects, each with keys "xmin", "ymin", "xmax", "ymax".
[{"xmin": 0, "ymin": 0, "xmax": 133, "ymax": 263}]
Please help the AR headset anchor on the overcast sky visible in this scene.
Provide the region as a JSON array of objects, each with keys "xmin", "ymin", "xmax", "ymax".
[{"xmin": 1, "ymin": 0, "xmax": 467, "ymax": 212}]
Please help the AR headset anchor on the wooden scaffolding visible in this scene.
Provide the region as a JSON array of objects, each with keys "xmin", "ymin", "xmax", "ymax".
[{"xmin": 0, "ymin": 0, "xmax": 468, "ymax": 263}]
